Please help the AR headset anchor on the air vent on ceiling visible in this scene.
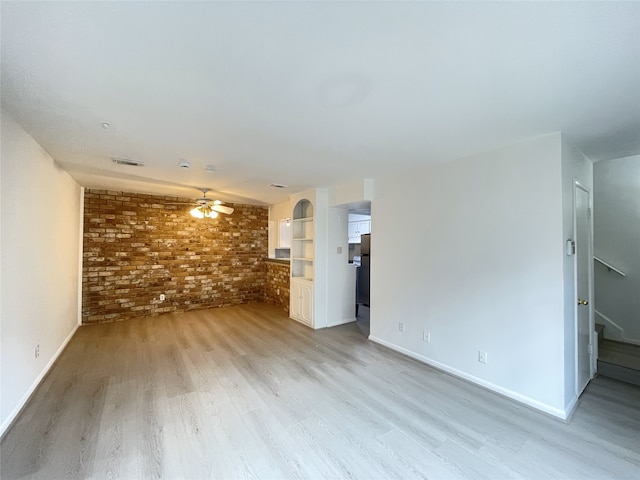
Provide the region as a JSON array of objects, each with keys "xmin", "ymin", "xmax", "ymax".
[
  {"xmin": 270, "ymin": 183, "xmax": 289, "ymax": 188},
  {"xmin": 112, "ymin": 157, "xmax": 144, "ymax": 167}
]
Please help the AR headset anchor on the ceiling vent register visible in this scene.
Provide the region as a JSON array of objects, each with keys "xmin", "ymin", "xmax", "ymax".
[{"xmin": 112, "ymin": 157, "xmax": 144, "ymax": 167}]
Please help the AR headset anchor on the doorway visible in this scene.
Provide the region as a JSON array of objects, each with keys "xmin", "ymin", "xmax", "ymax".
[
  {"xmin": 574, "ymin": 181, "xmax": 594, "ymax": 395},
  {"xmin": 343, "ymin": 204, "xmax": 371, "ymax": 337}
]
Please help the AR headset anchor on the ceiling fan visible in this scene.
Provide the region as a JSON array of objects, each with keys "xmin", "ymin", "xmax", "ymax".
[{"xmin": 169, "ymin": 188, "xmax": 234, "ymax": 219}]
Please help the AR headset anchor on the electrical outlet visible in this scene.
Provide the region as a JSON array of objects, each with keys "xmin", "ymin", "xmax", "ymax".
[
  {"xmin": 337, "ymin": 246, "xmax": 343, "ymax": 254},
  {"xmin": 398, "ymin": 322, "xmax": 404, "ymax": 332},
  {"xmin": 478, "ymin": 351, "xmax": 488, "ymax": 364},
  {"xmin": 160, "ymin": 294, "xmax": 166, "ymax": 301},
  {"xmin": 423, "ymin": 331, "xmax": 431, "ymax": 342},
  {"xmin": 35, "ymin": 344, "xmax": 40, "ymax": 358}
]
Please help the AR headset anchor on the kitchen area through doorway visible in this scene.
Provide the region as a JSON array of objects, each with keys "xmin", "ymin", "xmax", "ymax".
[{"xmin": 348, "ymin": 210, "xmax": 371, "ymax": 337}]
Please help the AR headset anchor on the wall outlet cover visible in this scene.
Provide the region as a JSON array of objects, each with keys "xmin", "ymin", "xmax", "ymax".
[{"xmin": 478, "ymin": 351, "xmax": 488, "ymax": 364}]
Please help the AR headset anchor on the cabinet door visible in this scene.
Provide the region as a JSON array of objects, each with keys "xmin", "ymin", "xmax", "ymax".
[
  {"xmin": 300, "ymin": 283, "xmax": 314, "ymax": 325},
  {"xmin": 290, "ymin": 282, "xmax": 301, "ymax": 319},
  {"xmin": 348, "ymin": 222, "xmax": 360, "ymax": 243},
  {"xmin": 358, "ymin": 220, "xmax": 371, "ymax": 235}
]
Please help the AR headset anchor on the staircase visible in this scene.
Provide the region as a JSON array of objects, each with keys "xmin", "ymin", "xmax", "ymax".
[{"xmin": 596, "ymin": 323, "xmax": 640, "ymax": 387}]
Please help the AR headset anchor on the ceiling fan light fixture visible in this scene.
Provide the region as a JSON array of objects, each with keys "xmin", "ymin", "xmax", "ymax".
[
  {"xmin": 176, "ymin": 188, "xmax": 230, "ymax": 219},
  {"xmin": 190, "ymin": 207, "xmax": 205, "ymax": 219},
  {"xmin": 190, "ymin": 204, "xmax": 220, "ymax": 219}
]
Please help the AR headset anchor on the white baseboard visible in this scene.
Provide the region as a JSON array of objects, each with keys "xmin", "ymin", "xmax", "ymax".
[
  {"xmin": 596, "ymin": 310, "xmax": 640, "ymax": 346},
  {"xmin": 563, "ymin": 393, "xmax": 580, "ymax": 424},
  {"xmin": 368, "ymin": 335, "xmax": 570, "ymax": 421},
  {"xmin": 0, "ymin": 324, "xmax": 79, "ymax": 439},
  {"xmin": 327, "ymin": 317, "xmax": 357, "ymax": 328}
]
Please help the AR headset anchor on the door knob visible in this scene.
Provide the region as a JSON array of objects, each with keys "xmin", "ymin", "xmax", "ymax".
[{"xmin": 577, "ymin": 299, "xmax": 589, "ymax": 305}]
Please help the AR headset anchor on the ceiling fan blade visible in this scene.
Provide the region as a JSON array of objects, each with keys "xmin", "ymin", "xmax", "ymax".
[
  {"xmin": 164, "ymin": 201, "xmax": 196, "ymax": 205},
  {"xmin": 212, "ymin": 204, "xmax": 234, "ymax": 215}
]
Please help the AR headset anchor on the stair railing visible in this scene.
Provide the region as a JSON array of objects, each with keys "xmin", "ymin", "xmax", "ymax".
[{"xmin": 594, "ymin": 256, "xmax": 626, "ymax": 277}]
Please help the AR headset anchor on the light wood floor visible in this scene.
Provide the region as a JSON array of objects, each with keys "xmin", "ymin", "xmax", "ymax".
[{"xmin": 2, "ymin": 304, "xmax": 639, "ymax": 479}]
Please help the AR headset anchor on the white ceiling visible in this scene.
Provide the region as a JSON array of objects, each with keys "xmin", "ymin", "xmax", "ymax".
[{"xmin": 2, "ymin": 1, "xmax": 639, "ymax": 205}]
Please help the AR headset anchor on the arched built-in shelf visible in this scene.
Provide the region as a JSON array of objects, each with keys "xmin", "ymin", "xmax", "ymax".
[
  {"xmin": 290, "ymin": 199, "xmax": 315, "ymax": 326},
  {"xmin": 291, "ymin": 199, "xmax": 314, "ymax": 280}
]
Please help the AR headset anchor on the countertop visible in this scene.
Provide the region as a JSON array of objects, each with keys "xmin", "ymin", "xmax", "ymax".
[{"xmin": 266, "ymin": 258, "xmax": 290, "ymax": 266}]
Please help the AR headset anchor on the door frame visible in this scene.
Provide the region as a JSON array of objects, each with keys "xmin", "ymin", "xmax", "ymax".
[{"xmin": 573, "ymin": 180, "xmax": 595, "ymax": 396}]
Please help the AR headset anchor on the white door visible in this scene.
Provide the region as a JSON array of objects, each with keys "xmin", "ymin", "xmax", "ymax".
[
  {"xmin": 290, "ymin": 282, "xmax": 301, "ymax": 320},
  {"xmin": 575, "ymin": 182, "xmax": 592, "ymax": 395},
  {"xmin": 300, "ymin": 283, "xmax": 314, "ymax": 325}
]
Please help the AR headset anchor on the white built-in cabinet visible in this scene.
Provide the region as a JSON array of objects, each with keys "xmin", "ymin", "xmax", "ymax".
[
  {"xmin": 289, "ymin": 189, "xmax": 351, "ymax": 329},
  {"xmin": 290, "ymin": 198, "xmax": 315, "ymax": 326},
  {"xmin": 290, "ymin": 279, "xmax": 313, "ymax": 326},
  {"xmin": 348, "ymin": 218, "xmax": 371, "ymax": 243}
]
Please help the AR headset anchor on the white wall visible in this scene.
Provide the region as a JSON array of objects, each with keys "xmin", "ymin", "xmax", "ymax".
[
  {"xmin": 561, "ymin": 139, "xmax": 594, "ymax": 408},
  {"xmin": 1, "ymin": 111, "xmax": 82, "ymax": 436},
  {"xmin": 327, "ymin": 206, "xmax": 356, "ymax": 326},
  {"xmin": 328, "ymin": 178, "xmax": 374, "ymax": 207},
  {"xmin": 593, "ymin": 155, "xmax": 640, "ymax": 344},
  {"xmin": 370, "ymin": 134, "xmax": 572, "ymax": 417}
]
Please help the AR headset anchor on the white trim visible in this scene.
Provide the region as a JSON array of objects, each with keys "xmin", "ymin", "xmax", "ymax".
[
  {"xmin": 563, "ymin": 394, "xmax": 580, "ymax": 423},
  {"xmin": 0, "ymin": 324, "xmax": 80, "ymax": 439},
  {"xmin": 368, "ymin": 335, "xmax": 570, "ymax": 420},
  {"xmin": 289, "ymin": 315, "xmax": 313, "ymax": 329},
  {"xmin": 327, "ymin": 317, "xmax": 356, "ymax": 328},
  {"xmin": 77, "ymin": 187, "xmax": 85, "ymax": 325}
]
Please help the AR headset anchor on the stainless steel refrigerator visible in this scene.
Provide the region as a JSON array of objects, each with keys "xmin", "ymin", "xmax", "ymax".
[{"xmin": 357, "ymin": 234, "xmax": 370, "ymax": 306}]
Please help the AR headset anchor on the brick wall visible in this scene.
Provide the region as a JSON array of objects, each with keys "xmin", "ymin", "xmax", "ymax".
[
  {"xmin": 264, "ymin": 262, "xmax": 290, "ymax": 313},
  {"xmin": 82, "ymin": 189, "xmax": 268, "ymax": 324}
]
